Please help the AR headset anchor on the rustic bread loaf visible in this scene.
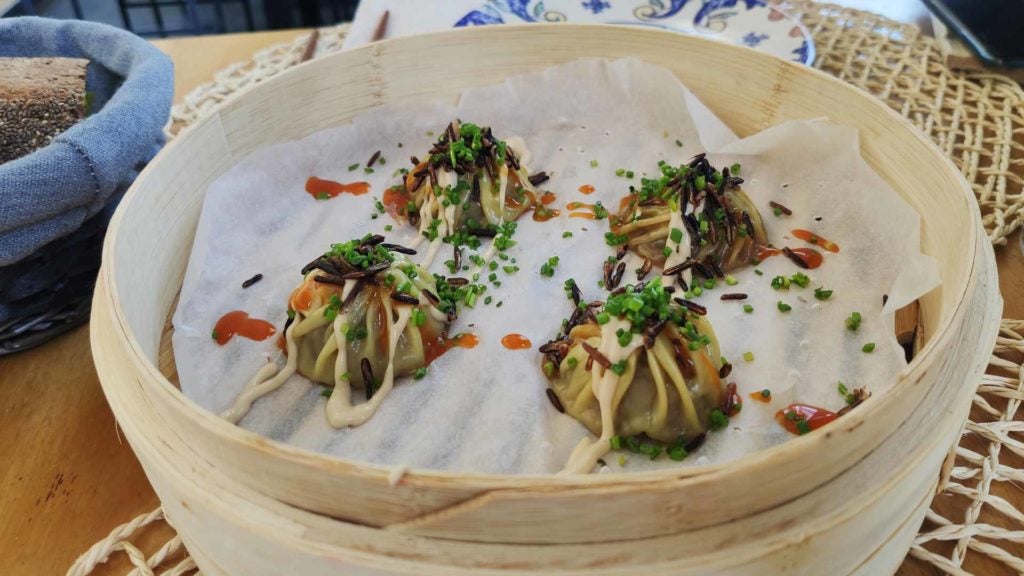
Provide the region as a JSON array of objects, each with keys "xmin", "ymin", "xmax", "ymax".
[{"xmin": 0, "ymin": 57, "xmax": 88, "ymax": 164}]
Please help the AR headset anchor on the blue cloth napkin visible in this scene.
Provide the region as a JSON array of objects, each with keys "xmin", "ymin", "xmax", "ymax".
[{"xmin": 0, "ymin": 17, "xmax": 173, "ymax": 267}]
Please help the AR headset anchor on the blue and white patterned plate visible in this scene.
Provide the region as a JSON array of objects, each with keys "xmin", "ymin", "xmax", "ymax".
[{"xmin": 453, "ymin": 0, "xmax": 815, "ymax": 65}]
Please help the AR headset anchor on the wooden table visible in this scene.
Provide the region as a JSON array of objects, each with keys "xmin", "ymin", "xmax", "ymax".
[{"xmin": 2, "ymin": 19, "xmax": 1022, "ymax": 576}]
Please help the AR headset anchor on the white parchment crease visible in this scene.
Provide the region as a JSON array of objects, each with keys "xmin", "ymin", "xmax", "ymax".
[{"xmin": 172, "ymin": 59, "xmax": 940, "ymax": 474}]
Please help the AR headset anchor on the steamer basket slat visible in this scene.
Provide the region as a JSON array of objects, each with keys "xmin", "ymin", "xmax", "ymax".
[{"xmin": 92, "ymin": 25, "xmax": 1001, "ymax": 572}]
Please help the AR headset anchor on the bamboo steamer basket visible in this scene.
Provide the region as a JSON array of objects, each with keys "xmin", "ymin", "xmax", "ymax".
[
  {"xmin": 92, "ymin": 272, "xmax": 991, "ymax": 575},
  {"xmin": 91, "ymin": 24, "xmax": 1001, "ymax": 573}
]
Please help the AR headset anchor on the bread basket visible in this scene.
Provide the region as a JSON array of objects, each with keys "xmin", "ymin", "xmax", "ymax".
[
  {"xmin": 91, "ymin": 24, "xmax": 1001, "ymax": 574},
  {"xmin": 0, "ymin": 17, "xmax": 172, "ymax": 354}
]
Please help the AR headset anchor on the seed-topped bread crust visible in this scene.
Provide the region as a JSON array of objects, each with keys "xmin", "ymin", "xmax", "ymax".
[{"xmin": 0, "ymin": 57, "xmax": 88, "ymax": 165}]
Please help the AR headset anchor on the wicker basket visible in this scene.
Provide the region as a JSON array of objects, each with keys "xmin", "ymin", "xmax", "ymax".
[{"xmin": 91, "ymin": 25, "xmax": 1002, "ymax": 574}]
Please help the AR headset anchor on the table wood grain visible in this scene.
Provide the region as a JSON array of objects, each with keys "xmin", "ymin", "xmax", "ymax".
[{"xmin": 1, "ymin": 10, "xmax": 1020, "ymax": 575}]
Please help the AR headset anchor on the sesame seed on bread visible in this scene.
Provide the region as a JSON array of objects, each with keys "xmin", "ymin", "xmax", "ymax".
[{"xmin": 0, "ymin": 57, "xmax": 88, "ymax": 165}]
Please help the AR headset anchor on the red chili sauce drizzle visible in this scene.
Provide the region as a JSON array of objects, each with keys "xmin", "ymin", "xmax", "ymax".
[
  {"xmin": 213, "ymin": 311, "xmax": 277, "ymax": 346},
  {"xmin": 578, "ymin": 184, "xmax": 596, "ymax": 195},
  {"xmin": 775, "ymin": 403, "xmax": 840, "ymax": 435},
  {"xmin": 423, "ymin": 332, "xmax": 480, "ymax": 364},
  {"xmin": 305, "ymin": 176, "xmax": 370, "ymax": 200},
  {"xmin": 533, "ymin": 191, "xmax": 561, "ymax": 222},
  {"xmin": 756, "ymin": 246, "xmax": 824, "ymax": 269},
  {"xmin": 722, "ymin": 382, "xmax": 742, "ymax": 417},
  {"xmin": 506, "ymin": 186, "xmax": 561, "ymax": 223},
  {"xmin": 382, "ymin": 185, "xmax": 413, "ymax": 219},
  {"xmin": 566, "ymin": 201, "xmax": 601, "ymax": 220},
  {"xmin": 791, "ymin": 229, "xmax": 840, "ymax": 253},
  {"xmin": 501, "ymin": 333, "xmax": 532, "ymax": 350}
]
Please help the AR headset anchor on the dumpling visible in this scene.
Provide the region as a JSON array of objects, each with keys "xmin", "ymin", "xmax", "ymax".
[
  {"xmin": 287, "ymin": 234, "xmax": 456, "ymax": 427},
  {"xmin": 382, "ymin": 120, "xmax": 544, "ymax": 267},
  {"xmin": 222, "ymin": 234, "xmax": 458, "ymax": 428},
  {"xmin": 609, "ymin": 154, "xmax": 767, "ymax": 289},
  {"xmin": 540, "ymin": 278, "xmax": 731, "ymax": 473}
]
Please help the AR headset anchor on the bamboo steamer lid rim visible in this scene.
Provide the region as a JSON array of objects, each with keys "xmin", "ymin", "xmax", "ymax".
[{"xmin": 100, "ymin": 24, "xmax": 983, "ymax": 489}]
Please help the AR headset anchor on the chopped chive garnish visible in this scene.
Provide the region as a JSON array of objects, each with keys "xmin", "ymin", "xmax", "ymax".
[
  {"xmin": 725, "ymin": 275, "xmax": 738, "ymax": 286},
  {"xmin": 743, "ymin": 304, "xmax": 754, "ymax": 314},
  {"xmin": 615, "ymin": 168, "xmax": 626, "ymax": 177},
  {"xmin": 347, "ymin": 163, "xmax": 360, "ymax": 171},
  {"xmin": 754, "ymin": 269, "xmax": 764, "ymax": 276},
  {"xmin": 730, "ymin": 163, "xmax": 741, "ymax": 175},
  {"xmin": 669, "ymin": 228, "xmax": 683, "ymax": 243},
  {"xmin": 777, "ymin": 301, "xmax": 792, "ymax": 312},
  {"xmin": 410, "ymin": 308, "xmax": 426, "ymax": 327},
  {"xmin": 542, "ymin": 361, "xmax": 555, "ymax": 377},
  {"xmin": 760, "ymin": 389, "xmax": 771, "ymax": 398},
  {"xmin": 814, "ymin": 287, "xmax": 833, "ymax": 300},
  {"xmin": 710, "ymin": 409, "xmax": 728, "ymax": 430},
  {"xmin": 796, "ymin": 419, "xmax": 811, "ymax": 435},
  {"xmin": 596, "ymin": 312, "xmax": 611, "ymax": 325},
  {"xmin": 540, "ymin": 256, "xmax": 559, "ymax": 277},
  {"xmin": 563, "ymin": 231, "xmax": 573, "ymax": 239},
  {"xmin": 675, "ymin": 139, "xmax": 683, "ymax": 147},
  {"xmin": 567, "ymin": 357, "xmax": 579, "ymax": 369},
  {"xmin": 413, "ymin": 367, "xmax": 428, "ymax": 380},
  {"xmin": 743, "ymin": 351, "xmax": 754, "ymax": 362},
  {"xmin": 667, "ymin": 446, "xmax": 687, "ymax": 461},
  {"xmin": 846, "ymin": 311, "xmax": 862, "ymax": 331},
  {"xmin": 790, "ymin": 272, "xmax": 810, "ymax": 288},
  {"xmin": 590, "ymin": 159, "xmax": 598, "ymax": 167},
  {"xmin": 862, "ymin": 342, "xmax": 876, "ymax": 353},
  {"xmin": 605, "ymin": 231, "xmax": 629, "ymax": 246},
  {"xmin": 610, "ymin": 360, "xmax": 627, "ymax": 375}
]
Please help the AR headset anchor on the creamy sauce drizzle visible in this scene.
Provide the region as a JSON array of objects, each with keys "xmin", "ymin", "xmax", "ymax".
[
  {"xmin": 221, "ymin": 321, "xmax": 298, "ymax": 424},
  {"xmin": 661, "ymin": 207, "xmax": 692, "ymax": 288},
  {"xmin": 327, "ymin": 303, "xmax": 412, "ymax": 426},
  {"xmin": 559, "ymin": 317, "xmax": 644, "ymax": 474},
  {"xmin": 413, "ymin": 169, "xmax": 456, "ymax": 268}
]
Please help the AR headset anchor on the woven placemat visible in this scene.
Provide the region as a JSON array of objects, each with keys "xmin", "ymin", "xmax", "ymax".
[{"xmin": 71, "ymin": 4, "xmax": 1024, "ymax": 575}]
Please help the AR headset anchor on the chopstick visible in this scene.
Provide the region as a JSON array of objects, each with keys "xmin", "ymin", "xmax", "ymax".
[
  {"xmin": 372, "ymin": 10, "xmax": 390, "ymax": 42},
  {"xmin": 299, "ymin": 29, "xmax": 320, "ymax": 63},
  {"xmin": 299, "ymin": 9, "xmax": 385, "ymax": 65}
]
